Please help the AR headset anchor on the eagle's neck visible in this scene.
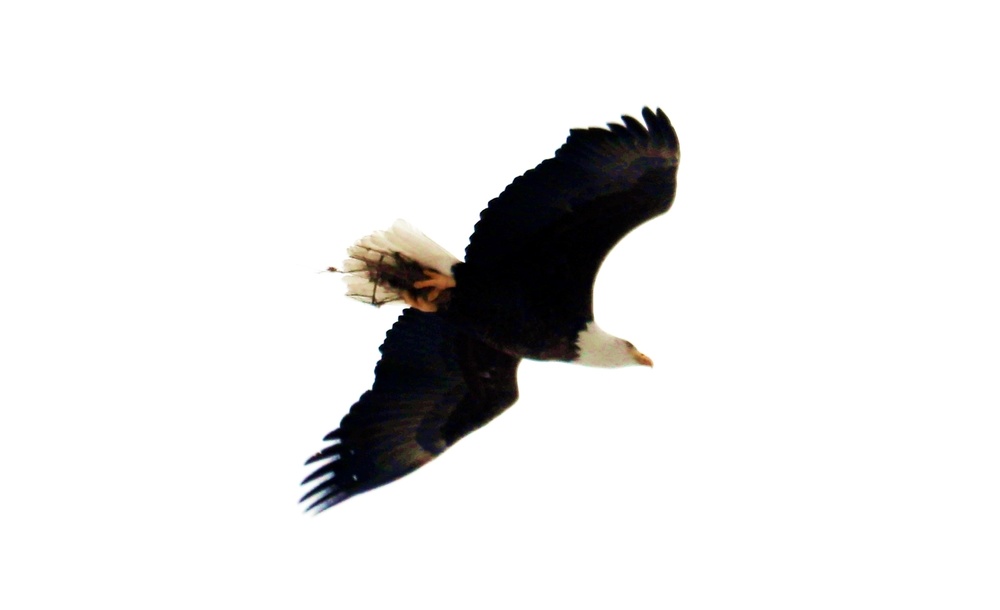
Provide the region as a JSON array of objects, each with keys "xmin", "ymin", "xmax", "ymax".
[{"xmin": 574, "ymin": 321, "xmax": 635, "ymax": 368}]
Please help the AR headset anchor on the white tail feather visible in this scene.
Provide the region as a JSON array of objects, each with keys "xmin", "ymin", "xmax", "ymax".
[{"xmin": 340, "ymin": 220, "xmax": 460, "ymax": 306}]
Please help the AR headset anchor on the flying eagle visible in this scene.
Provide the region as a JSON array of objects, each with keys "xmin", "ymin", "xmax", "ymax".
[{"xmin": 302, "ymin": 107, "xmax": 680, "ymax": 512}]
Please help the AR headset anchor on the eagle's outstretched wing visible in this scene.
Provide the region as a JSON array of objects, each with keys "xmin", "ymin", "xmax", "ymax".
[
  {"xmin": 301, "ymin": 309, "xmax": 521, "ymax": 512},
  {"xmin": 463, "ymin": 107, "xmax": 680, "ymax": 324}
]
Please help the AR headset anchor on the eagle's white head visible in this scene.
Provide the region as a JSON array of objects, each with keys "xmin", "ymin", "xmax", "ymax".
[{"xmin": 574, "ymin": 321, "xmax": 653, "ymax": 368}]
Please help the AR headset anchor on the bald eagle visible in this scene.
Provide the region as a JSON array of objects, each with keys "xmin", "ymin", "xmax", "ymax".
[{"xmin": 302, "ymin": 108, "xmax": 680, "ymax": 512}]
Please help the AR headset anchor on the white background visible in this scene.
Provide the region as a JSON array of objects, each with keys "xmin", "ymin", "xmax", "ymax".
[{"xmin": 2, "ymin": 1, "xmax": 998, "ymax": 608}]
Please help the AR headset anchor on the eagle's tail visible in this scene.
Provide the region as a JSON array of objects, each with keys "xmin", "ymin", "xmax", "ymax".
[{"xmin": 336, "ymin": 220, "xmax": 461, "ymax": 308}]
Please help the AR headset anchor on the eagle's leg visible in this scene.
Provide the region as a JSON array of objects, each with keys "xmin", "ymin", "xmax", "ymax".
[
  {"xmin": 402, "ymin": 290, "xmax": 439, "ymax": 313},
  {"xmin": 412, "ymin": 270, "xmax": 456, "ymax": 303}
]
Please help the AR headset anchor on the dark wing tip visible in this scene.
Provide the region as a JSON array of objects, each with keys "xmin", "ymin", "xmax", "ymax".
[
  {"xmin": 641, "ymin": 106, "xmax": 679, "ymax": 152},
  {"xmin": 300, "ymin": 443, "xmax": 351, "ymax": 513},
  {"xmin": 619, "ymin": 113, "xmax": 647, "ymax": 138},
  {"xmin": 301, "ymin": 484, "xmax": 351, "ymax": 514},
  {"xmin": 301, "ymin": 460, "xmax": 337, "ymax": 485},
  {"xmin": 304, "ymin": 443, "xmax": 340, "ymax": 465},
  {"xmin": 559, "ymin": 106, "xmax": 679, "ymax": 163},
  {"xmin": 300, "ymin": 446, "xmax": 369, "ymax": 514}
]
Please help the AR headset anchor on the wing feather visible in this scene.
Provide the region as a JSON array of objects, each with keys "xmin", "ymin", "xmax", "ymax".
[
  {"xmin": 301, "ymin": 309, "xmax": 521, "ymax": 512},
  {"xmin": 461, "ymin": 107, "xmax": 680, "ymax": 323}
]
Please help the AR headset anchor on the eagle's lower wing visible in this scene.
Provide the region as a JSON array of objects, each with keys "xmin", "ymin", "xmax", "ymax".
[
  {"xmin": 301, "ymin": 309, "xmax": 521, "ymax": 512},
  {"xmin": 463, "ymin": 108, "xmax": 680, "ymax": 321}
]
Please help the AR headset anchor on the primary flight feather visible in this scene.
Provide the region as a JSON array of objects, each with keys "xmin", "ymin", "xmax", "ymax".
[{"xmin": 303, "ymin": 107, "xmax": 680, "ymax": 512}]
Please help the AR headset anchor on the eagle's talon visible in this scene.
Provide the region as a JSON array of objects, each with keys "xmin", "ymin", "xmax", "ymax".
[
  {"xmin": 402, "ymin": 290, "xmax": 439, "ymax": 313},
  {"xmin": 413, "ymin": 270, "xmax": 456, "ymax": 294}
]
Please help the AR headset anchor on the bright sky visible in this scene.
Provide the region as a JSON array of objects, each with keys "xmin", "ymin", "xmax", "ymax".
[{"xmin": 2, "ymin": 2, "xmax": 999, "ymax": 609}]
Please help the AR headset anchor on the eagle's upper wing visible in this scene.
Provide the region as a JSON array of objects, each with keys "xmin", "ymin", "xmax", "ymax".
[
  {"xmin": 301, "ymin": 309, "xmax": 521, "ymax": 512},
  {"xmin": 463, "ymin": 107, "xmax": 680, "ymax": 321}
]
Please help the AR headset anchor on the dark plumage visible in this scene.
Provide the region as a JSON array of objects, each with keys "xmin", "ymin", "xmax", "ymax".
[{"xmin": 303, "ymin": 108, "xmax": 680, "ymax": 512}]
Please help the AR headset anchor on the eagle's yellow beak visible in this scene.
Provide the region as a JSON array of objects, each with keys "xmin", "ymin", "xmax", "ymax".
[{"xmin": 633, "ymin": 350, "xmax": 653, "ymax": 367}]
